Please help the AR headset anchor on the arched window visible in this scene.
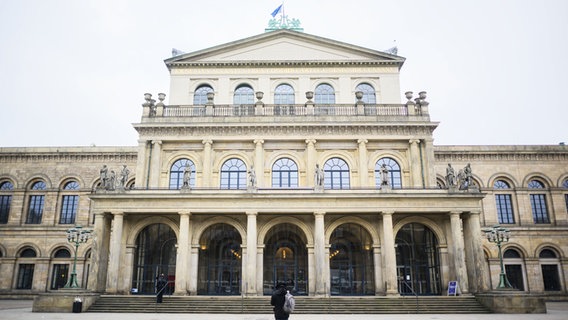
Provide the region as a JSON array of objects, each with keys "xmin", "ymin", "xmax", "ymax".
[
  {"xmin": 375, "ymin": 158, "xmax": 402, "ymax": 189},
  {"xmin": 494, "ymin": 180, "xmax": 514, "ymax": 224},
  {"xmin": 17, "ymin": 247, "xmax": 37, "ymax": 289},
  {"xmin": 272, "ymin": 158, "xmax": 298, "ymax": 188},
  {"xmin": 233, "ymin": 85, "xmax": 254, "ymax": 105},
  {"xmin": 324, "ymin": 158, "xmax": 350, "ymax": 189},
  {"xmin": 539, "ymin": 248, "xmax": 561, "ymax": 291},
  {"xmin": 274, "ymin": 84, "xmax": 295, "ymax": 104},
  {"xmin": 528, "ymin": 179, "xmax": 549, "ymax": 224},
  {"xmin": 562, "ymin": 179, "xmax": 568, "ymax": 188},
  {"xmin": 220, "ymin": 158, "xmax": 247, "ymax": 190},
  {"xmin": 355, "ymin": 83, "xmax": 376, "ymax": 104},
  {"xmin": 51, "ymin": 248, "xmax": 71, "ymax": 289},
  {"xmin": 503, "ymin": 248, "xmax": 525, "ymax": 290},
  {"xmin": 20, "ymin": 248, "xmax": 37, "ymax": 257},
  {"xmin": 194, "ymin": 85, "xmax": 214, "ymax": 105},
  {"xmin": 169, "ymin": 159, "xmax": 196, "ymax": 189},
  {"xmin": 60, "ymin": 181, "xmax": 79, "ymax": 224},
  {"xmin": 562, "ymin": 179, "xmax": 568, "ymax": 214},
  {"xmin": 0, "ymin": 181, "xmax": 13, "ymax": 224},
  {"xmin": 314, "ymin": 83, "xmax": 335, "ymax": 104},
  {"xmin": 27, "ymin": 181, "xmax": 46, "ymax": 224}
]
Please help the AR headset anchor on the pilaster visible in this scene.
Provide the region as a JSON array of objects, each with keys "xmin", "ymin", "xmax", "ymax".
[
  {"xmin": 106, "ymin": 212, "xmax": 124, "ymax": 293},
  {"xmin": 246, "ymin": 211, "xmax": 258, "ymax": 295},
  {"xmin": 175, "ymin": 211, "xmax": 191, "ymax": 295},
  {"xmin": 381, "ymin": 211, "xmax": 398, "ymax": 295},
  {"xmin": 202, "ymin": 139, "xmax": 213, "ymax": 187},
  {"xmin": 409, "ymin": 139, "xmax": 422, "ymax": 187},
  {"xmin": 358, "ymin": 139, "xmax": 368, "ymax": 187},
  {"xmin": 88, "ymin": 212, "xmax": 110, "ymax": 292},
  {"xmin": 254, "ymin": 140, "xmax": 264, "ymax": 188},
  {"xmin": 450, "ymin": 211, "xmax": 469, "ymax": 294},
  {"xmin": 306, "ymin": 139, "xmax": 317, "ymax": 186},
  {"xmin": 463, "ymin": 211, "xmax": 490, "ymax": 292},
  {"xmin": 148, "ymin": 140, "xmax": 162, "ymax": 188},
  {"xmin": 313, "ymin": 211, "xmax": 327, "ymax": 296}
]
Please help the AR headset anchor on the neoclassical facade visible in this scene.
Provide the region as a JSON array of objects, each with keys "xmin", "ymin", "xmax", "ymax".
[{"xmin": 1, "ymin": 30, "xmax": 567, "ymax": 300}]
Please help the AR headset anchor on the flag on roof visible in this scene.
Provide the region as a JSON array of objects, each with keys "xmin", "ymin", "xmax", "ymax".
[{"xmin": 271, "ymin": 4, "xmax": 283, "ymax": 17}]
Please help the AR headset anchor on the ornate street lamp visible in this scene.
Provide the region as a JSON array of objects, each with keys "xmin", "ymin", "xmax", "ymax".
[
  {"xmin": 64, "ymin": 225, "xmax": 92, "ymax": 288},
  {"xmin": 483, "ymin": 225, "xmax": 513, "ymax": 289}
]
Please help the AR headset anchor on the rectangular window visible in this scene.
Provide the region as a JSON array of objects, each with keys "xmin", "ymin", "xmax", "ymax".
[
  {"xmin": 26, "ymin": 195, "xmax": 44, "ymax": 224},
  {"xmin": 505, "ymin": 264, "xmax": 524, "ymax": 291},
  {"xmin": 542, "ymin": 264, "xmax": 561, "ymax": 291},
  {"xmin": 59, "ymin": 195, "xmax": 78, "ymax": 224},
  {"xmin": 17, "ymin": 264, "xmax": 34, "ymax": 289},
  {"xmin": 530, "ymin": 194, "xmax": 549, "ymax": 224},
  {"xmin": 495, "ymin": 194, "xmax": 514, "ymax": 224},
  {"xmin": 50, "ymin": 264, "xmax": 69, "ymax": 290},
  {"xmin": 0, "ymin": 195, "xmax": 11, "ymax": 224}
]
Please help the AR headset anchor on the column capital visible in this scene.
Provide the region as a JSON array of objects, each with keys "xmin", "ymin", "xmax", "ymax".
[
  {"xmin": 253, "ymin": 139, "xmax": 264, "ymax": 145},
  {"xmin": 112, "ymin": 211, "xmax": 124, "ymax": 217},
  {"xmin": 314, "ymin": 211, "xmax": 326, "ymax": 217},
  {"xmin": 409, "ymin": 139, "xmax": 421, "ymax": 145},
  {"xmin": 380, "ymin": 211, "xmax": 395, "ymax": 216},
  {"xmin": 179, "ymin": 211, "xmax": 191, "ymax": 217},
  {"xmin": 151, "ymin": 140, "xmax": 162, "ymax": 146},
  {"xmin": 449, "ymin": 211, "xmax": 463, "ymax": 217},
  {"xmin": 305, "ymin": 138, "xmax": 317, "ymax": 145},
  {"xmin": 202, "ymin": 139, "xmax": 213, "ymax": 145},
  {"xmin": 246, "ymin": 211, "xmax": 258, "ymax": 216},
  {"xmin": 357, "ymin": 138, "xmax": 368, "ymax": 145}
]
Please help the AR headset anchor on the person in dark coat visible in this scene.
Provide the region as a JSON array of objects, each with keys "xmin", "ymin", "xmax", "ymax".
[
  {"xmin": 156, "ymin": 273, "xmax": 167, "ymax": 303},
  {"xmin": 270, "ymin": 282, "xmax": 289, "ymax": 320}
]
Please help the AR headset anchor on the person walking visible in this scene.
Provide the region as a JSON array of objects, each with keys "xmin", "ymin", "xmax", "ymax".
[
  {"xmin": 156, "ymin": 274, "xmax": 167, "ymax": 303},
  {"xmin": 270, "ymin": 282, "xmax": 289, "ymax": 320}
]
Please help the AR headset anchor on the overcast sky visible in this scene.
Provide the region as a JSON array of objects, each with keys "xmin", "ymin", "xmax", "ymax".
[{"xmin": 1, "ymin": 0, "xmax": 567, "ymax": 147}]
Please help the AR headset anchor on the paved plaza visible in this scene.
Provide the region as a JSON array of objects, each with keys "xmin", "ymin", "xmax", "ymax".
[{"xmin": 1, "ymin": 300, "xmax": 568, "ymax": 320}]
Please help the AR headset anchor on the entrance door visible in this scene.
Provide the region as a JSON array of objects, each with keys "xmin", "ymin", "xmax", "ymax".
[
  {"xmin": 264, "ymin": 224, "xmax": 308, "ymax": 295},
  {"xmin": 395, "ymin": 223, "xmax": 441, "ymax": 295}
]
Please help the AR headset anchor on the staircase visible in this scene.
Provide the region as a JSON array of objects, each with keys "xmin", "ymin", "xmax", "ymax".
[{"xmin": 87, "ymin": 295, "xmax": 491, "ymax": 314}]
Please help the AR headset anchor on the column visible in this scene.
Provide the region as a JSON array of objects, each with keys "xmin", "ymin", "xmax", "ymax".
[
  {"xmin": 175, "ymin": 211, "xmax": 191, "ymax": 295},
  {"xmin": 188, "ymin": 245, "xmax": 199, "ymax": 295},
  {"xmin": 409, "ymin": 139, "xmax": 422, "ymax": 188},
  {"xmin": 358, "ymin": 139, "xmax": 369, "ymax": 187},
  {"xmin": 135, "ymin": 140, "xmax": 149, "ymax": 188},
  {"xmin": 148, "ymin": 140, "xmax": 162, "ymax": 187},
  {"xmin": 106, "ymin": 212, "xmax": 124, "ymax": 293},
  {"xmin": 423, "ymin": 138, "xmax": 436, "ymax": 187},
  {"xmin": 202, "ymin": 139, "xmax": 213, "ymax": 187},
  {"xmin": 254, "ymin": 140, "xmax": 264, "ymax": 188},
  {"xmin": 381, "ymin": 211, "xmax": 398, "ymax": 295},
  {"xmin": 450, "ymin": 211, "xmax": 469, "ymax": 294},
  {"xmin": 88, "ymin": 212, "xmax": 110, "ymax": 292},
  {"xmin": 256, "ymin": 244, "xmax": 265, "ymax": 294},
  {"xmin": 463, "ymin": 211, "xmax": 490, "ymax": 292},
  {"xmin": 372, "ymin": 244, "xmax": 384, "ymax": 294},
  {"xmin": 246, "ymin": 211, "xmax": 258, "ymax": 295},
  {"xmin": 313, "ymin": 211, "xmax": 327, "ymax": 296},
  {"xmin": 305, "ymin": 139, "xmax": 317, "ymax": 186}
]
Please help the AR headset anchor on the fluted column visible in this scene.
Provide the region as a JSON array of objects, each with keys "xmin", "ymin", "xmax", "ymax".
[
  {"xmin": 381, "ymin": 211, "xmax": 398, "ymax": 295},
  {"xmin": 314, "ymin": 211, "xmax": 327, "ymax": 296},
  {"xmin": 358, "ymin": 139, "xmax": 369, "ymax": 187},
  {"xmin": 246, "ymin": 211, "xmax": 258, "ymax": 295},
  {"xmin": 450, "ymin": 211, "xmax": 469, "ymax": 294},
  {"xmin": 254, "ymin": 140, "xmax": 264, "ymax": 188},
  {"xmin": 148, "ymin": 140, "xmax": 162, "ymax": 187},
  {"xmin": 464, "ymin": 211, "xmax": 490, "ymax": 292},
  {"xmin": 409, "ymin": 139, "xmax": 423, "ymax": 187},
  {"xmin": 306, "ymin": 139, "xmax": 317, "ymax": 186},
  {"xmin": 202, "ymin": 139, "xmax": 213, "ymax": 187},
  {"xmin": 106, "ymin": 212, "xmax": 124, "ymax": 293},
  {"xmin": 175, "ymin": 211, "xmax": 191, "ymax": 295}
]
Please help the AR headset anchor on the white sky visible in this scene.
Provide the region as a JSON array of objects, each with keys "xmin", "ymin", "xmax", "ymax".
[{"xmin": 1, "ymin": 0, "xmax": 567, "ymax": 147}]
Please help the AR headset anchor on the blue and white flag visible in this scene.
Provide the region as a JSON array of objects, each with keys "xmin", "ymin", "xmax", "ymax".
[{"xmin": 271, "ymin": 4, "xmax": 283, "ymax": 17}]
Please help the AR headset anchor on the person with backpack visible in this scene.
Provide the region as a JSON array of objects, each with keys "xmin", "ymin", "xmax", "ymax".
[{"xmin": 270, "ymin": 282, "xmax": 290, "ymax": 320}]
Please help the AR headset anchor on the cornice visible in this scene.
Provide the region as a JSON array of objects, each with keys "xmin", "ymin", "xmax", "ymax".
[
  {"xmin": 435, "ymin": 151, "xmax": 568, "ymax": 162},
  {"xmin": 0, "ymin": 151, "xmax": 137, "ymax": 163},
  {"xmin": 168, "ymin": 60, "xmax": 402, "ymax": 69}
]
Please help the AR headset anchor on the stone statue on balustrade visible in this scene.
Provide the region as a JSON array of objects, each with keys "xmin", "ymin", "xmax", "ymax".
[{"xmin": 445, "ymin": 164, "xmax": 456, "ymax": 188}]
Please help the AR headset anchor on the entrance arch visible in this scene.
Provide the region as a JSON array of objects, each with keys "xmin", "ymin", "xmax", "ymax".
[
  {"xmin": 263, "ymin": 223, "xmax": 308, "ymax": 295},
  {"xmin": 329, "ymin": 223, "xmax": 374, "ymax": 295},
  {"xmin": 197, "ymin": 223, "xmax": 242, "ymax": 295},
  {"xmin": 131, "ymin": 223, "xmax": 177, "ymax": 294},
  {"xmin": 395, "ymin": 223, "xmax": 441, "ymax": 295}
]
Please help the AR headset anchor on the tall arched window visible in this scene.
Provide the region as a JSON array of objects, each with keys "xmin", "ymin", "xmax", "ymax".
[
  {"xmin": 60, "ymin": 181, "xmax": 79, "ymax": 224},
  {"xmin": 355, "ymin": 83, "xmax": 376, "ymax": 104},
  {"xmin": 169, "ymin": 159, "xmax": 196, "ymax": 189},
  {"xmin": 324, "ymin": 157, "xmax": 350, "ymax": 189},
  {"xmin": 274, "ymin": 84, "xmax": 295, "ymax": 104},
  {"xmin": 194, "ymin": 85, "xmax": 214, "ymax": 105},
  {"xmin": 528, "ymin": 179, "xmax": 549, "ymax": 224},
  {"xmin": 233, "ymin": 85, "xmax": 254, "ymax": 105},
  {"xmin": 314, "ymin": 83, "xmax": 335, "ymax": 104},
  {"xmin": 272, "ymin": 158, "xmax": 298, "ymax": 188},
  {"xmin": 17, "ymin": 247, "xmax": 37, "ymax": 289},
  {"xmin": 0, "ymin": 181, "xmax": 14, "ymax": 224},
  {"xmin": 50, "ymin": 248, "xmax": 71, "ymax": 290},
  {"xmin": 494, "ymin": 180, "xmax": 514, "ymax": 224},
  {"xmin": 220, "ymin": 158, "xmax": 247, "ymax": 190},
  {"xmin": 539, "ymin": 248, "xmax": 561, "ymax": 291},
  {"xmin": 27, "ymin": 181, "xmax": 46, "ymax": 224},
  {"xmin": 375, "ymin": 158, "xmax": 402, "ymax": 189},
  {"xmin": 503, "ymin": 248, "xmax": 525, "ymax": 290}
]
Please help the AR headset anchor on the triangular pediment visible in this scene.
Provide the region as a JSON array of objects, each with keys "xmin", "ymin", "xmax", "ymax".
[{"xmin": 165, "ymin": 30, "xmax": 404, "ymax": 67}]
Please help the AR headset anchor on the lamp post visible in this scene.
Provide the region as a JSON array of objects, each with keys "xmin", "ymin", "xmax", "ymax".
[
  {"xmin": 64, "ymin": 225, "xmax": 92, "ymax": 288},
  {"xmin": 483, "ymin": 224, "xmax": 513, "ymax": 289}
]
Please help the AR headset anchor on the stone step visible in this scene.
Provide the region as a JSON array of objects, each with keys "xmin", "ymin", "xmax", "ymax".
[{"xmin": 87, "ymin": 295, "xmax": 490, "ymax": 314}]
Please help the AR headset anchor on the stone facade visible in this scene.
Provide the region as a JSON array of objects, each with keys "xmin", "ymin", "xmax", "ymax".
[{"xmin": 0, "ymin": 30, "xmax": 567, "ymax": 301}]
